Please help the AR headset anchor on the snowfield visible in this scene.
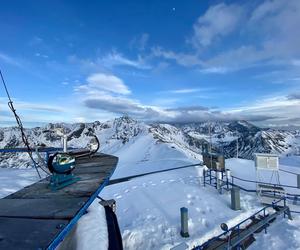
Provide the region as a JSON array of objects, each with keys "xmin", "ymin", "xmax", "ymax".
[
  {"xmin": 2, "ymin": 156, "xmax": 300, "ymax": 249},
  {"xmin": 1, "ymin": 118, "xmax": 300, "ymax": 250}
]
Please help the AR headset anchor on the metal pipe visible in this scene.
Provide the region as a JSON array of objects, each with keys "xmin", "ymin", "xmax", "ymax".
[
  {"xmin": 180, "ymin": 207, "xmax": 189, "ymax": 238},
  {"xmin": 63, "ymin": 135, "xmax": 68, "ymax": 152}
]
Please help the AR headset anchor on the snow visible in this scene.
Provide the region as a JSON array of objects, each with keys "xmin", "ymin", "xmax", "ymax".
[
  {"xmin": 100, "ymin": 155, "xmax": 300, "ymax": 249},
  {"xmin": 0, "ymin": 168, "xmax": 42, "ymax": 198},
  {"xmin": 2, "ymin": 155, "xmax": 300, "ymax": 249},
  {"xmin": 226, "ymin": 158, "xmax": 300, "ymax": 195},
  {"xmin": 101, "ymin": 167, "xmax": 262, "ymax": 249},
  {"xmin": 58, "ymin": 201, "xmax": 108, "ymax": 250},
  {"xmin": 1, "ymin": 118, "xmax": 300, "ymax": 249}
]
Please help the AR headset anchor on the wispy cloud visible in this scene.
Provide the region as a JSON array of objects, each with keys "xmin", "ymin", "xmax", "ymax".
[
  {"xmin": 151, "ymin": 0, "xmax": 300, "ymax": 78},
  {"xmin": 151, "ymin": 47, "xmax": 202, "ymax": 67},
  {"xmin": 100, "ymin": 51, "xmax": 151, "ymax": 69},
  {"xmin": 190, "ymin": 3, "xmax": 244, "ymax": 48},
  {"xmin": 75, "ymin": 73, "xmax": 131, "ymax": 95},
  {"xmin": 130, "ymin": 33, "xmax": 149, "ymax": 51},
  {"xmin": 69, "ymin": 51, "xmax": 151, "ymax": 72},
  {"xmin": 0, "ymin": 52, "xmax": 23, "ymax": 68},
  {"xmin": 169, "ymin": 88, "xmax": 206, "ymax": 94}
]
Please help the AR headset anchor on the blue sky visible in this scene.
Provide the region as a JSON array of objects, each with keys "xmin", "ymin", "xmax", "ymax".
[{"xmin": 0, "ymin": 0, "xmax": 300, "ymax": 127}]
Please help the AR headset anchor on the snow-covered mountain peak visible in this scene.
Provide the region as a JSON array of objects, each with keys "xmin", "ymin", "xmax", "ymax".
[{"xmin": 0, "ymin": 117, "xmax": 299, "ymax": 168}]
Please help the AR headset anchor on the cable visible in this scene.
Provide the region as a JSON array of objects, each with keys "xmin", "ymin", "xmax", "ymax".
[{"xmin": 0, "ymin": 69, "xmax": 49, "ymax": 178}]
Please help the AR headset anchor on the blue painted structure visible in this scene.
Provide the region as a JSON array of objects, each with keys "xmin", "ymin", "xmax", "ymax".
[
  {"xmin": 0, "ymin": 149, "xmax": 118, "ymax": 250},
  {"xmin": 47, "ymin": 162, "xmax": 117, "ymax": 249}
]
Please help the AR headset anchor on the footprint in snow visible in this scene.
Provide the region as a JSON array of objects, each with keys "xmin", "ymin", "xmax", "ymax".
[
  {"xmin": 187, "ymin": 200, "xmax": 194, "ymax": 206},
  {"xmin": 115, "ymin": 195, "xmax": 122, "ymax": 199},
  {"xmin": 151, "ymin": 183, "xmax": 156, "ymax": 186},
  {"xmin": 195, "ymin": 207, "xmax": 201, "ymax": 212},
  {"xmin": 160, "ymin": 180, "xmax": 166, "ymax": 183},
  {"xmin": 124, "ymin": 189, "xmax": 130, "ymax": 193},
  {"xmin": 132, "ymin": 185, "xmax": 138, "ymax": 190}
]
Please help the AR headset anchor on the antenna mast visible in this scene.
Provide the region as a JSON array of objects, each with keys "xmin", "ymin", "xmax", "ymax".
[{"xmin": 236, "ymin": 132, "xmax": 239, "ymax": 158}]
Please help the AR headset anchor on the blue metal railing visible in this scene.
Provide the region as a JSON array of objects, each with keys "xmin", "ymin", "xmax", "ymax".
[
  {"xmin": 0, "ymin": 147, "xmax": 77, "ymax": 167},
  {"xmin": 0, "ymin": 147, "xmax": 61, "ymax": 160},
  {"xmin": 193, "ymin": 197, "xmax": 287, "ymax": 250},
  {"xmin": 231, "ymin": 175, "xmax": 299, "ymax": 190},
  {"xmin": 203, "ymin": 169, "xmax": 300, "ymax": 213}
]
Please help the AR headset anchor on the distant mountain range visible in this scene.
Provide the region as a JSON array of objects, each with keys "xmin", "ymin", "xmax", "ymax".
[{"xmin": 0, "ymin": 116, "xmax": 299, "ymax": 168}]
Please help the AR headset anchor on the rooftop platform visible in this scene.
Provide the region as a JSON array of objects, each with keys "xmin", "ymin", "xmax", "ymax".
[{"xmin": 0, "ymin": 153, "xmax": 118, "ymax": 250}]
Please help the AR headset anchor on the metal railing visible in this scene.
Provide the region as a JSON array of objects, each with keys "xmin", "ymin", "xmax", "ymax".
[
  {"xmin": 193, "ymin": 197, "xmax": 288, "ymax": 250},
  {"xmin": 203, "ymin": 169, "xmax": 300, "ymax": 213}
]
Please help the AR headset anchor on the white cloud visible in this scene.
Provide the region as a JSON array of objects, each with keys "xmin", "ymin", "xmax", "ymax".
[
  {"xmin": 191, "ymin": 3, "xmax": 244, "ymax": 48},
  {"xmin": 100, "ymin": 51, "xmax": 151, "ymax": 69},
  {"xmin": 0, "ymin": 97, "xmax": 66, "ymax": 126},
  {"xmin": 152, "ymin": 0, "xmax": 300, "ymax": 77},
  {"xmin": 69, "ymin": 51, "xmax": 151, "ymax": 72},
  {"xmin": 169, "ymin": 88, "xmax": 206, "ymax": 94},
  {"xmin": 76, "ymin": 73, "xmax": 131, "ymax": 95},
  {"xmin": 227, "ymin": 95, "xmax": 300, "ymax": 126},
  {"xmin": 28, "ymin": 36, "xmax": 43, "ymax": 46},
  {"xmin": 130, "ymin": 33, "xmax": 149, "ymax": 51},
  {"xmin": 0, "ymin": 52, "xmax": 23, "ymax": 68},
  {"xmin": 152, "ymin": 47, "xmax": 202, "ymax": 67},
  {"xmin": 199, "ymin": 67, "xmax": 229, "ymax": 74}
]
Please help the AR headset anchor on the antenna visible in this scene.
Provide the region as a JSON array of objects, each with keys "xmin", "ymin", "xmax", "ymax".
[
  {"xmin": 209, "ymin": 122, "xmax": 213, "ymax": 167},
  {"xmin": 236, "ymin": 129, "xmax": 239, "ymax": 158}
]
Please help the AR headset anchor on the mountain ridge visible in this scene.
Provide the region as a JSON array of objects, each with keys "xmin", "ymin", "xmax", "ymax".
[{"xmin": 0, "ymin": 117, "xmax": 299, "ymax": 168}]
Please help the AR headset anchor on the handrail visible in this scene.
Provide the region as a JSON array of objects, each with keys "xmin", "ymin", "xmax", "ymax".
[
  {"xmin": 0, "ymin": 147, "xmax": 68, "ymax": 153},
  {"xmin": 231, "ymin": 175, "xmax": 299, "ymax": 189},
  {"xmin": 280, "ymin": 168, "xmax": 299, "ymax": 176},
  {"xmin": 203, "ymin": 170, "xmax": 300, "ymax": 212},
  {"xmin": 196, "ymin": 197, "xmax": 287, "ymax": 249}
]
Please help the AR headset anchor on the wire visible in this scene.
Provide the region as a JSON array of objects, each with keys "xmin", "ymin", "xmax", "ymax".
[{"xmin": 0, "ymin": 69, "xmax": 49, "ymax": 178}]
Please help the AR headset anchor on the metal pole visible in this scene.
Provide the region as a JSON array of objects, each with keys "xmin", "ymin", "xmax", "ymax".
[
  {"xmin": 297, "ymin": 174, "xmax": 300, "ymax": 189},
  {"xmin": 217, "ymin": 171, "xmax": 222, "ymax": 193},
  {"xmin": 231, "ymin": 187, "xmax": 241, "ymax": 210},
  {"xmin": 203, "ymin": 168, "xmax": 206, "ymax": 187},
  {"xmin": 63, "ymin": 135, "xmax": 68, "ymax": 152},
  {"xmin": 226, "ymin": 169, "xmax": 231, "ymax": 190},
  {"xmin": 236, "ymin": 133, "xmax": 239, "ymax": 158},
  {"xmin": 180, "ymin": 207, "xmax": 189, "ymax": 238}
]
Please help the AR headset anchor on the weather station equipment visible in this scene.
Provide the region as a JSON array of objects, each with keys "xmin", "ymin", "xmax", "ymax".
[
  {"xmin": 46, "ymin": 129, "xmax": 100, "ymax": 191},
  {"xmin": 254, "ymin": 153, "xmax": 285, "ymax": 205}
]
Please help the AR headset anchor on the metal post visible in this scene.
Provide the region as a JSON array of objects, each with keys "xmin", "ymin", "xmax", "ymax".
[
  {"xmin": 226, "ymin": 169, "xmax": 231, "ymax": 190},
  {"xmin": 217, "ymin": 171, "xmax": 222, "ymax": 193},
  {"xmin": 99, "ymin": 199, "xmax": 116, "ymax": 213},
  {"xmin": 231, "ymin": 187, "xmax": 241, "ymax": 210},
  {"xmin": 263, "ymin": 209, "xmax": 267, "ymax": 234},
  {"xmin": 45, "ymin": 151, "xmax": 50, "ymax": 163},
  {"xmin": 63, "ymin": 135, "xmax": 68, "ymax": 152},
  {"xmin": 180, "ymin": 207, "xmax": 189, "ymax": 238},
  {"xmin": 297, "ymin": 174, "xmax": 300, "ymax": 189}
]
